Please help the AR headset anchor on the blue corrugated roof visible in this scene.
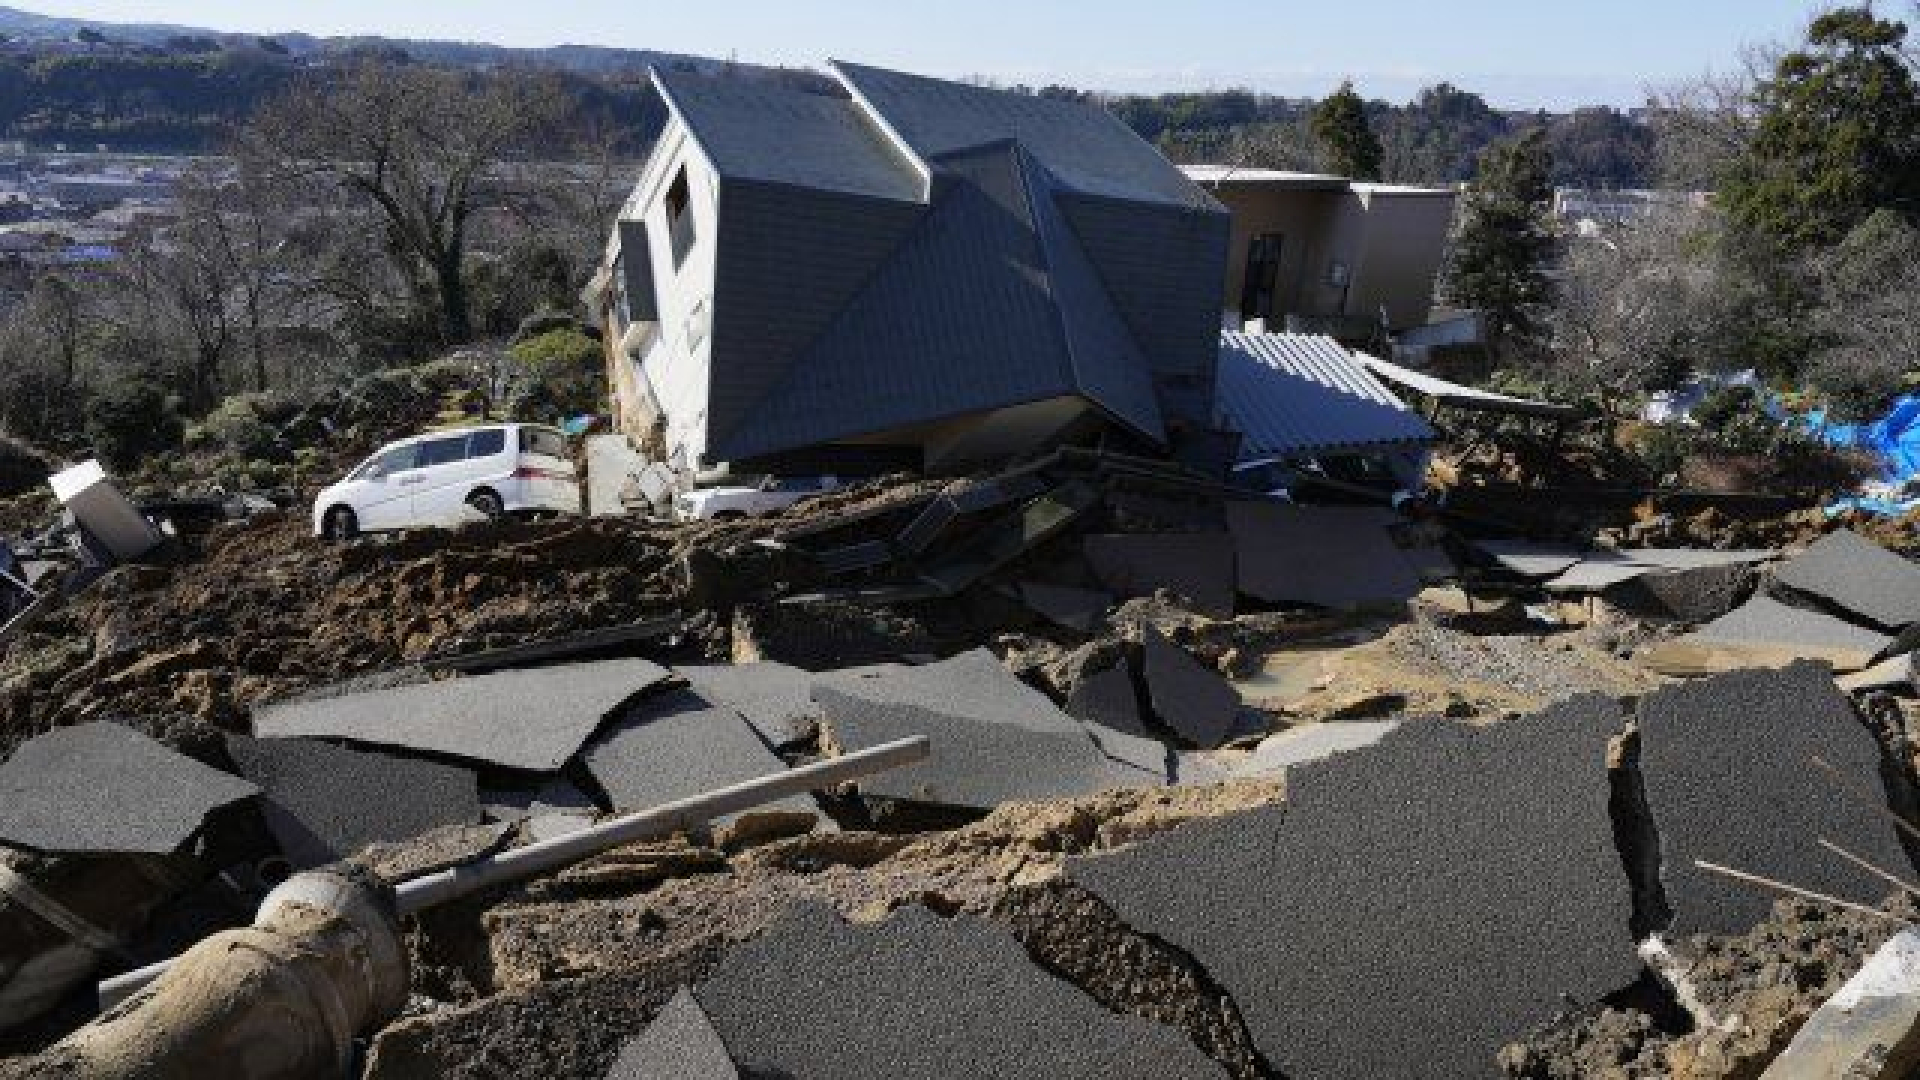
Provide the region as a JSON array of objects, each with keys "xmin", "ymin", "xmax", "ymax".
[
  {"xmin": 834, "ymin": 60, "xmax": 1219, "ymax": 212},
  {"xmin": 656, "ymin": 69, "xmax": 922, "ymax": 203},
  {"xmin": 1217, "ymin": 334, "xmax": 1435, "ymax": 461}
]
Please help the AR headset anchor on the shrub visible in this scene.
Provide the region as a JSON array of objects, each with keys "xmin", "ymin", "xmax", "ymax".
[
  {"xmin": 507, "ymin": 327, "xmax": 603, "ymax": 420},
  {"xmin": 85, "ymin": 379, "xmax": 183, "ymax": 471},
  {"xmin": 197, "ymin": 393, "xmax": 288, "ymax": 462}
]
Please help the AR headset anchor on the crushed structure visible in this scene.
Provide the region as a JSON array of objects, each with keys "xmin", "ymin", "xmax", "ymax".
[{"xmin": 589, "ymin": 62, "xmax": 1228, "ymax": 482}]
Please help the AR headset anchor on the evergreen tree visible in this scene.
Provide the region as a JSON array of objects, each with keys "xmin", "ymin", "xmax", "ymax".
[
  {"xmin": 1443, "ymin": 127, "xmax": 1557, "ymax": 357},
  {"xmin": 1720, "ymin": 6, "xmax": 1920, "ymax": 249},
  {"xmin": 1310, "ymin": 80, "xmax": 1383, "ymax": 180}
]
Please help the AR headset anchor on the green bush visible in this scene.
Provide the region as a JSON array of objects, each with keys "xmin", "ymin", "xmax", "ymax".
[
  {"xmin": 507, "ymin": 327, "xmax": 602, "ymax": 420},
  {"xmin": 1634, "ymin": 423, "xmax": 1691, "ymax": 481},
  {"xmin": 197, "ymin": 393, "xmax": 288, "ymax": 461},
  {"xmin": 85, "ymin": 379, "xmax": 183, "ymax": 471},
  {"xmin": 0, "ymin": 436, "xmax": 49, "ymax": 498}
]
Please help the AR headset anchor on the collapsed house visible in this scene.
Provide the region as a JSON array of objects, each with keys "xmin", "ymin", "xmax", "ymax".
[{"xmin": 586, "ymin": 62, "xmax": 1230, "ymax": 486}]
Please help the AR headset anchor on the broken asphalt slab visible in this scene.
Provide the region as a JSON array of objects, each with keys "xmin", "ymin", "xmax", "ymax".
[
  {"xmin": 580, "ymin": 688, "xmax": 821, "ymax": 831},
  {"xmin": 1063, "ymin": 662, "xmax": 1173, "ymax": 778},
  {"xmin": 1141, "ymin": 626, "xmax": 1242, "ymax": 750},
  {"xmin": 676, "ymin": 662, "xmax": 818, "ymax": 748},
  {"xmin": 0, "ymin": 722, "xmax": 259, "ymax": 855},
  {"xmin": 225, "ymin": 734, "xmax": 482, "ymax": 869},
  {"xmin": 815, "ymin": 686, "xmax": 1158, "ymax": 811},
  {"xmin": 1642, "ymin": 593, "xmax": 1892, "ymax": 675},
  {"xmin": 817, "ymin": 648, "xmax": 1172, "ymax": 777},
  {"xmin": 607, "ymin": 903, "xmax": 1224, "ymax": 1080},
  {"xmin": 252, "ymin": 657, "xmax": 673, "ymax": 773},
  {"xmin": 1069, "ymin": 698, "xmax": 1639, "ymax": 1079},
  {"xmin": 1633, "ymin": 662, "xmax": 1914, "ymax": 939},
  {"xmin": 1773, "ymin": 530, "xmax": 1920, "ymax": 632},
  {"xmin": 1226, "ymin": 501, "xmax": 1421, "ymax": 611},
  {"xmin": 1232, "ymin": 720, "xmax": 1401, "ymax": 779},
  {"xmin": 1083, "ymin": 532, "xmax": 1236, "ymax": 617}
]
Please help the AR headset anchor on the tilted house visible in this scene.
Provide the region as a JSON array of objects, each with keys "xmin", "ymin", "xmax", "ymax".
[{"xmin": 590, "ymin": 62, "xmax": 1229, "ymax": 482}]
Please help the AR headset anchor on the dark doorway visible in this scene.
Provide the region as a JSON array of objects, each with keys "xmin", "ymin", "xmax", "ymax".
[{"xmin": 1239, "ymin": 232, "xmax": 1284, "ymax": 324}]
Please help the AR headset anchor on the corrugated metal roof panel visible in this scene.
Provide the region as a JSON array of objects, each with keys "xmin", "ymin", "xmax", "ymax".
[
  {"xmin": 1357, "ymin": 352, "xmax": 1583, "ymax": 420},
  {"xmin": 1217, "ymin": 333, "xmax": 1435, "ymax": 461}
]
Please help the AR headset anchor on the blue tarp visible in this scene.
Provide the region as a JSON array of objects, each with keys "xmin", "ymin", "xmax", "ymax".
[{"xmin": 1807, "ymin": 394, "xmax": 1920, "ymax": 516}]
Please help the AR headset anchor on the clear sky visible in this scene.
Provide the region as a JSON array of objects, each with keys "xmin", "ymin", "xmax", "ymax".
[{"xmin": 24, "ymin": 0, "xmax": 1835, "ymax": 109}]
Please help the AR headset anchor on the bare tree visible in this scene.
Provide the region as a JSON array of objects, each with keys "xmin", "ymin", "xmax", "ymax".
[
  {"xmin": 239, "ymin": 60, "xmax": 577, "ymax": 345},
  {"xmin": 1547, "ymin": 208, "xmax": 1733, "ymax": 438},
  {"xmin": 1646, "ymin": 68, "xmax": 1758, "ymax": 190}
]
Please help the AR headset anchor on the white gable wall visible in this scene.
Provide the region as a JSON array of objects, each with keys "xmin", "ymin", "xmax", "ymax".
[{"xmin": 615, "ymin": 114, "xmax": 722, "ymax": 479}]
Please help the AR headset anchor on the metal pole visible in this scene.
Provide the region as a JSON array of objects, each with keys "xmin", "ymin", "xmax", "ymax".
[{"xmin": 98, "ymin": 736, "xmax": 930, "ymax": 1008}]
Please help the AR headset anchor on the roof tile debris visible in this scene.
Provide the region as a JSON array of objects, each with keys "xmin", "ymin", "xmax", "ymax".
[
  {"xmin": 1070, "ymin": 698, "xmax": 1637, "ymax": 1078},
  {"xmin": 1083, "ymin": 532, "xmax": 1236, "ymax": 617},
  {"xmin": 226, "ymin": 734, "xmax": 481, "ymax": 870},
  {"xmin": 1227, "ymin": 501, "xmax": 1422, "ymax": 611},
  {"xmin": 0, "ymin": 722, "xmax": 258, "ymax": 855},
  {"xmin": 609, "ymin": 902, "xmax": 1223, "ymax": 1079},
  {"xmin": 1773, "ymin": 529, "xmax": 1920, "ymax": 632},
  {"xmin": 1634, "ymin": 662, "xmax": 1912, "ymax": 938},
  {"xmin": 252, "ymin": 657, "xmax": 673, "ymax": 773}
]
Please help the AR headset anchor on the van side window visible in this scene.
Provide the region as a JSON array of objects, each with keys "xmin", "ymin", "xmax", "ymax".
[
  {"xmin": 418, "ymin": 435, "xmax": 469, "ymax": 468},
  {"xmin": 468, "ymin": 429, "xmax": 506, "ymax": 457},
  {"xmin": 521, "ymin": 428, "xmax": 568, "ymax": 460}
]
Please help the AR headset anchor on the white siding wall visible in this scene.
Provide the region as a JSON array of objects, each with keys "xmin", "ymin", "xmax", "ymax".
[{"xmin": 621, "ymin": 118, "xmax": 722, "ymax": 476}]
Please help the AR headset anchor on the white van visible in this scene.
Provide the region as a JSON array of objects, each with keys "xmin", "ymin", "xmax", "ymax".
[{"xmin": 312, "ymin": 424, "xmax": 581, "ymax": 542}]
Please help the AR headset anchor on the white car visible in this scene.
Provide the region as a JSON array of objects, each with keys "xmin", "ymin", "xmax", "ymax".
[
  {"xmin": 674, "ymin": 475, "xmax": 841, "ymax": 521},
  {"xmin": 313, "ymin": 424, "xmax": 581, "ymax": 542}
]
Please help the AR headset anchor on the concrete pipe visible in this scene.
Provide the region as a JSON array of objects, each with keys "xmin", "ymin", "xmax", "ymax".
[{"xmin": 48, "ymin": 868, "xmax": 406, "ymax": 1080}]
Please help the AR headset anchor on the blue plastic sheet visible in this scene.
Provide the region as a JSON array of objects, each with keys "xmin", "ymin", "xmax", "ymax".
[{"xmin": 1807, "ymin": 394, "xmax": 1920, "ymax": 516}]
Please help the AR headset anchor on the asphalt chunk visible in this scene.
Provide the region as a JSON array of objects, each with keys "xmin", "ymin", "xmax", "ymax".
[
  {"xmin": 580, "ymin": 689, "xmax": 820, "ymax": 828},
  {"xmin": 1084, "ymin": 532, "xmax": 1236, "ymax": 617},
  {"xmin": 676, "ymin": 662, "xmax": 819, "ymax": 748},
  {"xmin": 610, "ymin": 902, "xmax": 1223, "ymax": 1080},
  {"xmin": 816, "ymin": 686, "xmax": 1157, "ymax": 810},
  {"xmin": 1773, "ymin": 529, "xmax": 1920, "ymax": 631},
  {"xmin": 1229, "ymin": 502, "xmax": 1421, "ymax": 611},
  {"xmin": 226, "ymin": 734, "xmax": 482, "ymax": 869},
  {"xmin": 1070, "ymin": 698, "xmax": 1638, "ymax": 1079},
  {"xmin": 1141, "ymin": 626, "xmax": 1240, "ymax": 750},
  {"xmin": 1634, "ymin": 662, "xmax": 1913, "ymax": 938},
  {"xmin": 0, "ymin": 722, "xmax": 258, "ymax": 855},
  {"xmin": 252, "ymin": 657, "xmax": 672, "ymax": 773}
]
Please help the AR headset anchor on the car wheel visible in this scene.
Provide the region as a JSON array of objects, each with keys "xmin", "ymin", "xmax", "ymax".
[
  {"xmin": 467, "ymin": 488, "xmax": 506, "ymax": 519},
  {"xmin": 322, "ymin": 506, "xmax": 359, "ymax": 544}
]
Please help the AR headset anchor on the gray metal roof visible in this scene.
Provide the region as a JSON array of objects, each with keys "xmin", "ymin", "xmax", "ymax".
[
  {"xmin": 655, "ymin": 68, "xmax": 922, "ymax": 203},
  {"xmin": 1216, "ymin": 333, "xmax": 1434, "ymax": 461},
  {"xmin": 715, "ymin": 142, "xmax": 1166, "ymax": 463},
  {"xmin": 833, "ymin": 60, "xmax": 1220, "ymax": 212}
]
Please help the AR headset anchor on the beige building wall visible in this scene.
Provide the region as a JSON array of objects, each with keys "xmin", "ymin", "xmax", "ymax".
[{"xmin": 1198, "ymin": 174, "xmax": 1456, "ymax": 335}]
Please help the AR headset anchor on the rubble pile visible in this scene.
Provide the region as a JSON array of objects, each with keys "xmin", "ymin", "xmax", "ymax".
[{"xmin": 10, "ymin": 455, "xmax": 1920, "ymax": 1079}]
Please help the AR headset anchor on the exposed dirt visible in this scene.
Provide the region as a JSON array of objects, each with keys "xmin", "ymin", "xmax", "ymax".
[{"xmin": 1502, "ymin": 895, "xmax": 1916, "ymax": 1079}]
